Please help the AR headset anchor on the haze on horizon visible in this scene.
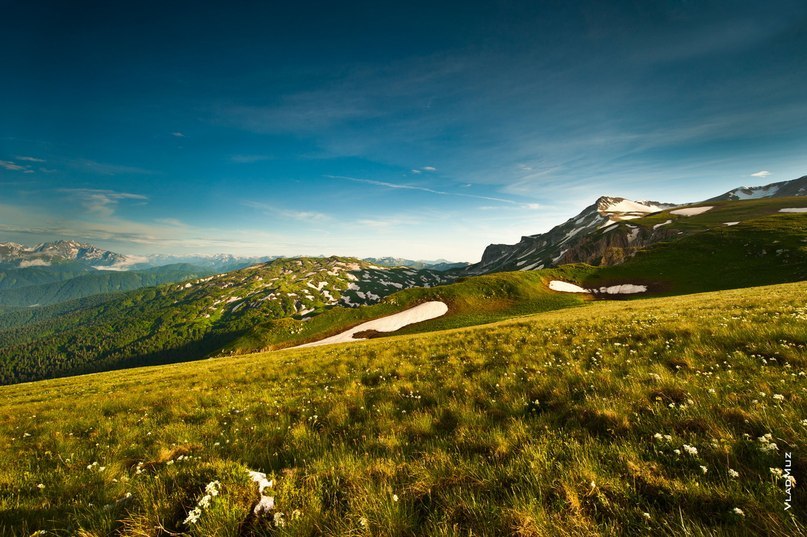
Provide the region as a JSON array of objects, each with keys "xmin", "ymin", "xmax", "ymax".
[{"xmin": 1, "ymin": 1, "xmax": 806, "ymax": 262}]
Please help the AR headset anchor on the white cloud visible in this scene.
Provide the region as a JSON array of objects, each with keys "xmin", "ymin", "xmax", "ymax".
[
  {"xmin": 0, "ymin": 160, "xmax": 25, "ymax": 171},
  {"xmin": 327, "ymin": 175, "xmax": 537, "ymax": 207},
  {"xmin": 422, "ymin": 166, "xmax": 437, "ymax": 172},
  {"xmin": 69, "ymin": 159, "xmax": 153, "ymax": 176},
  {"xmin": 242, "ymin": 200, "xmax": 330, "ymax": 222},
  {"xmin": 411, "ymin": 169, "xmax": 423, "ymax": 174},
  {"xmin": 58, "ymin": 188, "xmax": 148, "ymax": 217},
  {"xmin": 16, "ymin": 156, "xmax": 45, "ymax": 163},
  {"xmin": 171, "ymin": 131, "xmax": 185, "ymax": 137},
  {"xmin": 751, "ymin": 170, "xmax": 771, "ymax": 177},
  {"xmin": 19, "ymin": 259, "xmax": 51, "ymax": 268}
]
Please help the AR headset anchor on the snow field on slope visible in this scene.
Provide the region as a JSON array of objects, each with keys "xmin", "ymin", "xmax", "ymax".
[{"xmin": 293, "ymin": 301, "xmax": 449, "ymax": 348}]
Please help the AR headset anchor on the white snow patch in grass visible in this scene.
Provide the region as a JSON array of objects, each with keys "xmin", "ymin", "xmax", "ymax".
[
  {"xmin": 670, "ymin": 206, "xmax": 712, "ymax": 216},
  {"xmin": 723, "ymin": 221, "xmax": 740, "ymax": 226},
  {"xmin": 733, "ymin": 185, "xmax": 779, "ymax": 200},
  {"xmin": 549, "ymin": 281, "xmax": 589, "ymax": 293},
  {"xmin": 294, "ymin": 301, "xmax": 449, "ymax": 348},
  {"xmin": 598, "ymin": 284, "xmax": 647, "ymax": 294},
  {"xmin": 779, "ymin": 207, "xmax": 807, "ymax": 213},
  {"xmin": 653, "ymin": 219, "xmax": 672, "ymax": 230},
  {"xmin": 549, "ymin": 281, "xmax": 647, "ymax": 295}
]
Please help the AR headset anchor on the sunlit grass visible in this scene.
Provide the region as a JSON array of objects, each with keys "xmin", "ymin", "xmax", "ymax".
[{"xmin": 1, "ymin": 281, "xmax": 805, "ymax": 535}]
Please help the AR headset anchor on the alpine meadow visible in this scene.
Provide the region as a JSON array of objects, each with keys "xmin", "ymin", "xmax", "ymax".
[{"xmin": 1, "ymin": 2, "xmax": 806, "ymax": 536}]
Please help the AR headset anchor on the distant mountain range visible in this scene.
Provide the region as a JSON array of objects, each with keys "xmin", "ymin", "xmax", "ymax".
[
  {"xmin": 362, "ymin": 257, "xmax": 469, "ymax": 271},
  {"xmin": 0, "ymin": 240, "xmax": 126, "ymax": 268}
]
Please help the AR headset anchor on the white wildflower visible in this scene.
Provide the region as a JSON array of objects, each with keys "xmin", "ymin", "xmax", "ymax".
[
  {"xmin": 37, "ymin": 483, "xmax": 46, "ymax": 490},
  {"xmin": 274, "ymin": 511, "xmax": 286, "ymax": 528},
  {"xmin": 700, "ymin": 465, "xmax": 708, "ymax": 474},
  {"xmin": 682, "ymin": 444, "xmax": 698, "ymax": 456},
  {"xmin": 728, "ymin": 469, "xmax": 740, "ymax": 478},
  {"xmin": 392, "ymin": 494, "xmax": 399, "ymax": 502},
  {"xmin": 254, "ymin": 494, "xmax": 275, "ymax": 515},
  {"xmin": 732, "ymin": 507, "xmax": 745, "ymax": 517},
  {"xmin": 773, "ymin": 394, "xmax": 785, "ymax": 401}
]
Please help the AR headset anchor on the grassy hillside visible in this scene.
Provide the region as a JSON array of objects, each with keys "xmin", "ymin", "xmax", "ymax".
[
  {"xmin": 0, "ymin": 257, "xmax": 452, "ymax": 384},
  {"xmin": 575, "ymin": 211, "xmax": 807, "ymax": 295},
  {"xmin": 223, "ymin": 270, "xmax": 590, "ymax": 354},
  {"xmin": 1, "ymin": 282, "xmax": 804, "ymax": 536}
]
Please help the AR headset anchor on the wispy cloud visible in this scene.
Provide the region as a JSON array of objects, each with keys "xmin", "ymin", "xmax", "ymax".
[
  {"xmin": 16, "ymin": 156, "xmax": 45, "ymax": 163},
  {"xmin": 326, "ymin": 175, "xmax": 537, "ymax": 208},
  {"xmin": 58, "ymin": 188, "xmax": 148, "ymax": 217},
  {"xmin": 171, "ymin": 131, "xmax": 185, "ymax": 137},
  {"xmin": 242, "ymin": 200, "xmax": 330, "ymax": 222},
  {"xmin": 0, "ymin": 160, "xmax": 25, "ymax": 171},
  {"xmin": 751, "ymin": 170, "xmax": 771, "ymax": 177},
  {"xmin": 68, "ymin": 159, "xmax": 154, "ymax": 176}
]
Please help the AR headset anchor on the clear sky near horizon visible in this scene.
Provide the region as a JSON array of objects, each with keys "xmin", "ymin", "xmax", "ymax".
[{"xmin": 1, "ymin": 1, "xmax": 806, "ymax": 262}]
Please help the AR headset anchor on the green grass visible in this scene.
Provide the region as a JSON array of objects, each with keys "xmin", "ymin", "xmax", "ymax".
[{"xmin": 1, "ymin": 281, "xmax": 805, "ymax": 536}]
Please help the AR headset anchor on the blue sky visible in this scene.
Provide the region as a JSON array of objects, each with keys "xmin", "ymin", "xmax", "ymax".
[{"xmin": 1, "ymin": 1, "xmax": 806, "ymax": 262}]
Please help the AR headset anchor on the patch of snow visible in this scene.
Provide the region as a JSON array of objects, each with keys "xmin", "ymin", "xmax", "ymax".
[
  {"xmin": 604, "ymin": 199, "xmax": 664, "ymax": 213},
  {"xmin": 549, "ymin": 280, "xmax": 647, "ymax": 295},
  {"xmin": 653, "ymin": 219, "xmax": 672, "ymax": 230},
  {"xmin": 627, "ymin": 227, "xmax": 640, "ymax": 243},
  {"xmin": 670, "ymin": 206, "xmax": 713, "ymax": 216},
  {"xmin": 598, "ymin": 284, "xmax": 647, "ymax": 294},
  {"xmin": 520, "ymin": 261, "xmax": 544, "ymax": 271},
  {"xmin": 552, "ymin": 249, "xmax": 568, "ymax": 264},
  {"xmin": 723, "ymin": 221, "xmax": 740, "ymax": 226},
  {"xmin": 549, "ymin": 281, "xmax": 589, "ymax": 293},
  {"xmin": 732, "ymin": 185, "xmax": 780, "ymax": 200},
  {"xmin": 779, "ymin": 207, "xmax": 807, "ymax": 213},
  {"xmin": 294, "ymin": 301, "xmax": 449, "ymax": 348}
]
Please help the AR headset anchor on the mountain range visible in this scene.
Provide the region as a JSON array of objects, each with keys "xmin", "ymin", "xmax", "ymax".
[
  {"xmin": 465, "ymin": 174, "xmax": 807, "ymax": 274},
  {"xmin": 0, "ymin": 174, "xmax": 804, "ymax": 384}
]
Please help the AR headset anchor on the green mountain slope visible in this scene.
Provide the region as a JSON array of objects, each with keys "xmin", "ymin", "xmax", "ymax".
[
  {"xmin": 0, "ymin": 262, "xmax": 95, "ymax": 290},
  {"xmin": 0, "ymin": 282, "xmax": 804, "ymax": 535},
  {"xmin": 0, "ymin": 257, "xmax": 452, "ymax": 384},
  {"xmin": 0, "ymin": 263, "xmax": 216, "ymax": 307}
]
